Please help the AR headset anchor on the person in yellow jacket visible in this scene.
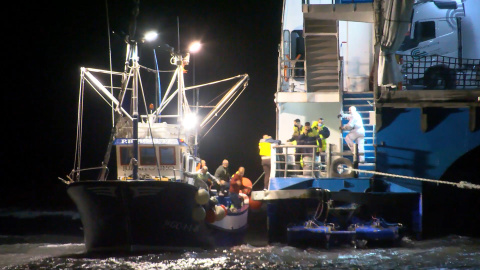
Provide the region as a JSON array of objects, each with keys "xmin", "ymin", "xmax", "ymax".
[
  {"xmin": 297, "ymin": 122, "xmax": 319, "ymax": 175},
  {"xmin": 259, "ymin": 135, "xmax": 281, "ymax": 190},
  {"xmin": 313, "ymin": 118, "xmax": 330, "ymax": 152},
  {"xmin": 286, "ymin": 119, "xmax": 303, "ymax": 168},
  {"xmin": 286, "ymin": 119, "xmax": 302, "ymax": 143}
]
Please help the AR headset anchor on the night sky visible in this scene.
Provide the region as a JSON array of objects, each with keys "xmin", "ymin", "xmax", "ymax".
[{"xmin": 3, "ymin": 0, "xmax": 282, "ymax": 210}]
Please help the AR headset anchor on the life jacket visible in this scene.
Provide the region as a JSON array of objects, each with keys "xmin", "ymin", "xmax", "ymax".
[
  {"xmin": 317, "ymin": 124, "xmax": 328, "ymax": 151},
  {"xmin": 292, "ymin": 125, "xmax": 303, "ymax": 139},
  {"xmin": 302, "ymin": 128, "xmax": 318, "ymax": 141}
]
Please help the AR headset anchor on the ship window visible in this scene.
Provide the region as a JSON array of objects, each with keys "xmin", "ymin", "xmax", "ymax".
[
  {"xmin": 283, "ymin": 30, "xmax": 290, "ymax": 61},
  {"xmin": 139, "ymin": 146, "xmax": 157, "ymax": 166},
  {"xmin": 119, "ymin": 146, "xmax": 133, "ymax": 166},
  {"xmin": 291, "ymin": 30, "xmax": 304, "ymax": 61},
  {"xmin": 413, "ymin": 21, "xmax": 435, "ymax": 43},
  {"xmin": 291, "ymin": 30, "xmax": 305, "ymax": 78},
  {"xmin": 159, "ymin": 147, "xmax": 176, "ymax": 165}
]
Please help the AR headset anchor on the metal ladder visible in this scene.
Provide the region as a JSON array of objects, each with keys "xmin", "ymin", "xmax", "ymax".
[{"xmin": 341, "ymin": 91, "xmax": 376, "ymax": 177}]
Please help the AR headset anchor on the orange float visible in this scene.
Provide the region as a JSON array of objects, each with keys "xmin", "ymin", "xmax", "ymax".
[
  {"xmin": 241, "ymin": 177, "xmax": 262, "ymax": 210},
  {"xmin": 249, "ymin": 195, "xmax": 262, "ymax": 210},
  {"xmin": 242, "ymin": 177, "xmax": 252, "ymax": 195}
]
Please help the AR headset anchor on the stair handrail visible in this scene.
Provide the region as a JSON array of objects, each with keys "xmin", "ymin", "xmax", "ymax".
[{"xmin": 339, "ymin": 56, "xmax": 345, "ymax": 155}]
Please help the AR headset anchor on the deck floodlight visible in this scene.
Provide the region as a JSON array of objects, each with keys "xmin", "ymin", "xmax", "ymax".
[
  {"xmin": 183, "ymin": 113, "xmax": 198, "ymax": 130},
  {"xmin": 144, "ymin": 31, "xmax": 158, "ymax": 42},
  {"xmin": 189, "ymin": 41, "xmax": 201, "ymax": 53}
]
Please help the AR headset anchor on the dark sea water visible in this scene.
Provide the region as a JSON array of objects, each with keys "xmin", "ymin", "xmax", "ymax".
[{"xmin": 1, "ymin": 209, "xmax": 480, "ymax": 270}]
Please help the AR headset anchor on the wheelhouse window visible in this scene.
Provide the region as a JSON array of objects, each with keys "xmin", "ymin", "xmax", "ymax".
[
  {"xmin": 119, "ymin": 146, "xmax": 133, "ymax": 166},
  {"xmin": 159, "ymin": 147, "xmax": 176, "ymax": 165},
  {"xmin": 413, "ymin": 21, "xmax": 436, "ymax": 43},
  {"xmin": 140, "ymin": 146, "xmax": 157, "ymax": 166}
]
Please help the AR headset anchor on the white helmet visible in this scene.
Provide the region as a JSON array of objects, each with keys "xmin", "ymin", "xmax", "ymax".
[{"xmin": 349, "ymin": 106, "xmax": 357, "ymax": 113}]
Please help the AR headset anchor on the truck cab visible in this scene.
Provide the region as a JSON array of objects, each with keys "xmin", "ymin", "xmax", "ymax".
[
  {"xmin": 396, "ymin": 0, "xmax": 480, "ymax": 89},
  {"xmin": 398, "ymin": 0, "xmax": 462, "ymax": 58}
]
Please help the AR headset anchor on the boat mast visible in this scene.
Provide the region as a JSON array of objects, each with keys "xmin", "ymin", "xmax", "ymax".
[
  {"xmin": 129, "ymin": 0, "xmax": 140, "ymax": 180},
  {"xmin": 177, "ymin": 55, "xmax": 184, "ymax": 124},
  {"xmin": 132, "ymin": 43, "xmax": 140, "ymax": 180}
]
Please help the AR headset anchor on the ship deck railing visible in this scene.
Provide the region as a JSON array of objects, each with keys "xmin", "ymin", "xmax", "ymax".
[
  {"xmin": 399, "ymin": 54, "xmax": 480, "ymax": 90},
  {"xmin": 271, "ymin": 144, "xmax": 363, "ymax": 178}
]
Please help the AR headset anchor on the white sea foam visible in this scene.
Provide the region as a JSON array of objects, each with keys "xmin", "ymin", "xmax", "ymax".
[
  {"xmin": 0, "ymin": 209, "xmax": 80, "ymax": 219},
  {"xmin": 0, "ymin": 242, "xmax": 84, "ymax": 268},
  {"xmin": 0, "ymin": 235, "xmax": 479, "ymax": 269}
]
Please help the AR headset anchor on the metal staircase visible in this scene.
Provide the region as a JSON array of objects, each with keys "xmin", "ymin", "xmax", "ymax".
[
  {"xmin": 342, "ymin": 92, "xmax": 376, "ymax": 177},
  {"xmin": 305, "ymin": 20, "xmax": 339, "ymax": 92},
  {"xmin": 304, "ymin": 18, "xmax": 375, "ymax": 176}
]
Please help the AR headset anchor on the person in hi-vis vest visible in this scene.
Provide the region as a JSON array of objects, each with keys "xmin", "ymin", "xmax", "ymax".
[
  {"xmin": 259, "ymin": 135, "xmax": 281, "ymax": 190},
  {"xmin": 286, "ymin": 119, "xmax": 303, "ymax": 168}
]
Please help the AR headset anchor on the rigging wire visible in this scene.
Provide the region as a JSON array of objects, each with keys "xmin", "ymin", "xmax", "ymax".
[
  {"xmin": 205, "ymin": 88, "xmax": 230, "ymax": 106},
  {"xmin": 106, "ymin": 0, "xmax": 114, "ymax": 126},
  {"xmin": 201, "ymin": 82, "xmax": 248, "ymax": 138},
  {"xmin": 157, "ymin": 65, "xmax": 179, "ymax": 111},
  {"xmin": 72, "ymin": 73, "xmax": 86, "ymax": 181},
  {"xmin": 84, "ymin": 78, "xmax": 117, "ymax": 109}
]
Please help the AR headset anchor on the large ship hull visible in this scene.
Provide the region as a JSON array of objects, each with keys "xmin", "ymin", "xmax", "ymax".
[{"xmin": 67, "ymin": 181, "xmax": 215, "ymax": 253}]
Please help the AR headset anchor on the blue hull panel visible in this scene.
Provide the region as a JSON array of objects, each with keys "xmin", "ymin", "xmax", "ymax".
[{"xmin": 376, "ymin": 107, "xmax": 480, "ymax": 192}]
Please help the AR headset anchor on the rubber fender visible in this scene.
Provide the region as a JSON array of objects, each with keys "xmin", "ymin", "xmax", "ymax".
[{"xmin": 329, "ymin": 157, "xmax": 355, "ymax": 178}]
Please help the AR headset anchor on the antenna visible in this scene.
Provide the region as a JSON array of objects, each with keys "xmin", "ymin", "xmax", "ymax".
[{"xmin": 177, "ymin": 16, "xmax": 180, "ymax": 54}]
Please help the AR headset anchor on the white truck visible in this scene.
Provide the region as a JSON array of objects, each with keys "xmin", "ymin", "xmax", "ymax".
[{"xmin": 396, "ymin": 0, "xmax": 480, "ymax": 89}]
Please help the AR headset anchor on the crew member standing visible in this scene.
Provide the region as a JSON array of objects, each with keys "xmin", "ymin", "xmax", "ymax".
[
  {"xmin": 340, "ymin": 106, "xmax": 365, "ymax": 162},
  {"xmin": 184, "ymin": 166, "xmax": 220, "ymax": 190},
  {"xmin": 287, "ymin": 119, "xmax": 303, "ymax": 168},
  {"xmin": 286, "ymin": 119, "xmax": 303, "ymax": 143},
  {"xmin": 297, "ymin": 122, "xmax": 319, "ymax": 175},
  {"xmin": 259, "ymin": 135, "xmax": 281, "ymax": 190},
  {"xmin": 229, "ymin": 167, "xmax": 251, "ymax": 212},
  {"xmin": 214, "ymin": 159, "xmax": 230, "ymax": 195},
  {"xmin": 315, "ymin": 118, "xmax": 330, "ymax": 152}
]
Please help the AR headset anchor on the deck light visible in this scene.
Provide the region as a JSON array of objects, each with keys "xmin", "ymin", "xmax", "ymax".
[
  {"xmin": 189, "ymin": 41, "xmax": 201, "ymax": 53},
  {"xmin": 183, "ymin": 113, "xmax": 198, "ymax": 130},
  {"xmin": 144, "ymin": 31, "xmax": 158, "ymax": 42}
]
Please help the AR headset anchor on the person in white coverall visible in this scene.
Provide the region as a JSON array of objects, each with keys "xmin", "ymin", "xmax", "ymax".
[{"xmin": 340, "ymin": 106, "xmax": 365, "ymax": 162}]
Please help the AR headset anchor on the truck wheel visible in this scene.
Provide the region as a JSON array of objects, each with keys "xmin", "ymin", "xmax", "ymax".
[
  {"xmin": 330, "ymin": 157, "xmax": 355, "ymax": 178},
  {"xmin": 424, "ymin": 66, "xmax": 456, "ymax": 89}
]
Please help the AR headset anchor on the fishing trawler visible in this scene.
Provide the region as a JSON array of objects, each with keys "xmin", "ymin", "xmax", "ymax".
[
  {"xmin": 252, "ymin": 0, "xmax": 480, "ymax": 248},
  {"xmin": 60, "ymin": 3, "xmax": 249, "ymax": 252}
]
